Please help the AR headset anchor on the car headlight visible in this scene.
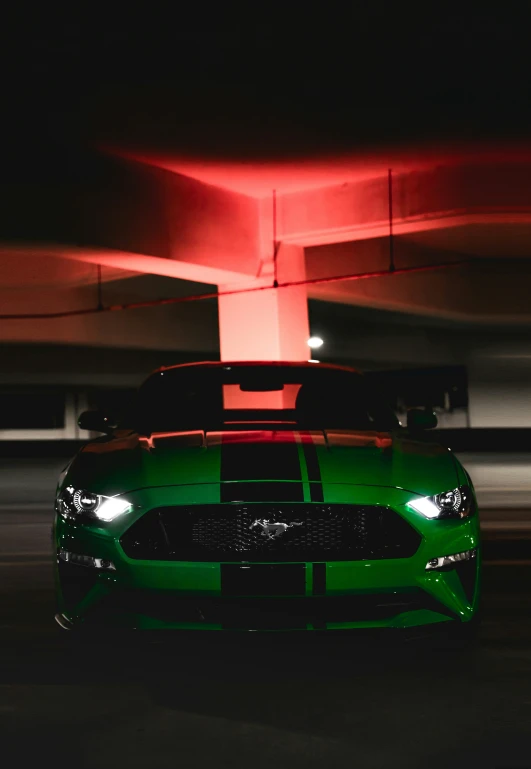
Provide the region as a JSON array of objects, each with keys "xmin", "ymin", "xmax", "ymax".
[
  {"xmin": 408, "ymin": 484, "xmax": 474, "ymax": 520},
  {"xmin": 57, "ymin": 486, "xmax": 132, "ymax": 522}
]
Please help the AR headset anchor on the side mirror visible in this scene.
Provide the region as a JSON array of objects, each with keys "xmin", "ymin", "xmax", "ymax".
[
  {"xmin": 406, "ymin": 408, "xmax": 438, "ymax": 431},
  {"xmin": 78, "ymin": 410, "xmax": 117, "ymax": 434}
]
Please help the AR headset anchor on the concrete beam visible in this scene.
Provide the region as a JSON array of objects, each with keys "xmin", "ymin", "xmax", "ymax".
[
  {"xmin": 0, "ymin": 151, "xmax": 261, "ymax": 285},
  {"xmin": 308, "ymin": 251, "xmax": 531, "ymax": 324},
  {"xmin": 277, "ymin": 163, "xmax": 531, "ymax": 247},
  {"xmin": 3, "ymin": 151, "xmax": 531, "ymax": 338},
  {"xmin": 0, "ymin": 245, "xmax": 247, "ymax": 287}
]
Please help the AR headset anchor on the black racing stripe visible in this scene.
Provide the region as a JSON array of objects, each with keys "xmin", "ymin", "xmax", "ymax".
[
  {"xmin": 221, "ymin": 564, "xmax": 306, "ymax": 597},
  {"xmin": 220, "ymin": 481, "xmax": 304, "ymax": 502},
  {"xmin": 309, "ymin": 485, "xmax": 324, "ymax": 502},
  {"xmin": 312, "ymin": 563, "xmax": 326, "ymax": 596},
  {"xmin": 300, "ymin": 434, "xmax": 324, "ymax": 502},
  {"xmin": 221, "ymin": 440, "xmax": 302, "ymax": 481}
]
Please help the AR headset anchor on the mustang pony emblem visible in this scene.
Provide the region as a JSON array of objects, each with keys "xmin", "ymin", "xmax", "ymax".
[{"xmin": 249, "ymin": 519, "xmax": 303, "ymax": 540}]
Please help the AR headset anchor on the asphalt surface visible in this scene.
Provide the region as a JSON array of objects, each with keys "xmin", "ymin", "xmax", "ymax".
[{"xmin": 2, "ymin": 459, "xmax": 531, "ymax": 767}]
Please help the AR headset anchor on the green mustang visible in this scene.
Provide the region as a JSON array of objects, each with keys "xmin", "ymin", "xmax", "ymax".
[{"xmin": 53, "ymin": 361, "xmax": 480, "ymax": 633}]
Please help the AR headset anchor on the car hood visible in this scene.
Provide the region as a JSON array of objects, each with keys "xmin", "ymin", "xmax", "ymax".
[{"xmin": 65, "ymin": 429, "xmax": 459, "ymax": 499}]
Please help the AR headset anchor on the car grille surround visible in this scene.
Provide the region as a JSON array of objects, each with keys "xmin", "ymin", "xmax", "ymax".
[{"xmin": 120, "ymin": 503, "xmax": 421, "ymax": 562}]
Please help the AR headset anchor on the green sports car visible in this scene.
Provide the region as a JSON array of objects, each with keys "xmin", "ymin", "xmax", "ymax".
[{"xmin": 53, "ymin": 361, "xmax": 480, "ymax": 633}]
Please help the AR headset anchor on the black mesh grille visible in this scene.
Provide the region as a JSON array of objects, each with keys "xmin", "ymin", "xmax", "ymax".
[{"xmin": 120, "ymin": 504, "xmax": 421, "ymax": 562}]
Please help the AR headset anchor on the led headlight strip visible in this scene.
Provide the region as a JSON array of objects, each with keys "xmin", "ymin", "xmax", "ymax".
[
  {"xmin": 58, "ymin": 549, "xmax": 116, "ymax": 570},
  {"xmin": 426, "ymin": 548, "xmax": 477, "ymax": 570},
  {"xmin": 58, "ymin": 486, "xmax": 132, "ymax": 522},
  {"xmin": 408, "ymin": 485, "xmax": 473, "ymax": 520}
]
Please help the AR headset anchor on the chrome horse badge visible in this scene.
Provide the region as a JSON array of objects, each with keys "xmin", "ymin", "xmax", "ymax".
[{"xmin": 249, "ymin": 519, "xmax": 303, "ymax": 540}]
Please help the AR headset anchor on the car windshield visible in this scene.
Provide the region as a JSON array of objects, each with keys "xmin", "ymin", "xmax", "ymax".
[{"xmin": 128, "ymin": 364, "xmax": 399, "ymax": 434}]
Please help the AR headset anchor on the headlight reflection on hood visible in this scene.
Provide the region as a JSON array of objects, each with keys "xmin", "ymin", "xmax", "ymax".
[
  {"xmin": 408, "ymin": 485, "xmax": 474, "ymax": 520},
  {"xmin": 57, "ymin": 486, "xmax": 132, "ymax": 522}
]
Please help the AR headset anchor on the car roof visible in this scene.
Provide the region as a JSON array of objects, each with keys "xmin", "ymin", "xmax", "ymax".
[{"xmin": 154, "ymin": 360, "xmax": 361, "ymax": 376}]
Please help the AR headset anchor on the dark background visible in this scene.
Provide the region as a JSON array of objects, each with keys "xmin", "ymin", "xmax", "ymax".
[{"xmin": 3, "ymin": 5, "xmax": 531, "ymax": 165}]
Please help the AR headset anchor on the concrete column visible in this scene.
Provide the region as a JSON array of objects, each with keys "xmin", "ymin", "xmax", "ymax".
[{"xmin": 217, "ymin": 243, "xmax": 309, "ymax": 362}]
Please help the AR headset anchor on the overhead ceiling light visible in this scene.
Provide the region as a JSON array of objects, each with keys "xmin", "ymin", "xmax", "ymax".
[{"xmin": 307, "ymin": 336, "xmax": 324, "ymax": 349}]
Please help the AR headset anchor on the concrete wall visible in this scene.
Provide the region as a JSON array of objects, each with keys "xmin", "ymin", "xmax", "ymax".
[{"xmin": 468, "ymin": 356, "xmax": 531, "ymax": 428}]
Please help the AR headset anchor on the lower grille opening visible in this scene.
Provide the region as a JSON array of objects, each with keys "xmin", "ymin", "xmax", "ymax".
[
  {"xmin": 58, "ymin": 561, "xmax": 100, "ymax": 611},
  {"xmin": 85, "ymin": 589, "xmax": 450, "ymax": 629},
  {"xmin": 120, "ymin": 503, "xmax": 421, "ymax": 562},
  {"xmin": 455, "ymin": 559, "xmax": 478, "ymax": 604}
]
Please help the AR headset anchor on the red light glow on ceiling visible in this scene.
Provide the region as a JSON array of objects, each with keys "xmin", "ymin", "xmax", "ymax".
[{"xmin": 112, "ymin": 143, "xmax": 531, "ymax": 198}]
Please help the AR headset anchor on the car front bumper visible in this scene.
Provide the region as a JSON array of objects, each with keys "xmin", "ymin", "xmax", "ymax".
[
  {"xmin": 55, "ymin": 539, "xmax": 481, "ymax": 632},
  {"xmin": 54, "ymin": 485, "xmax": 481, "ymax": 631}
]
